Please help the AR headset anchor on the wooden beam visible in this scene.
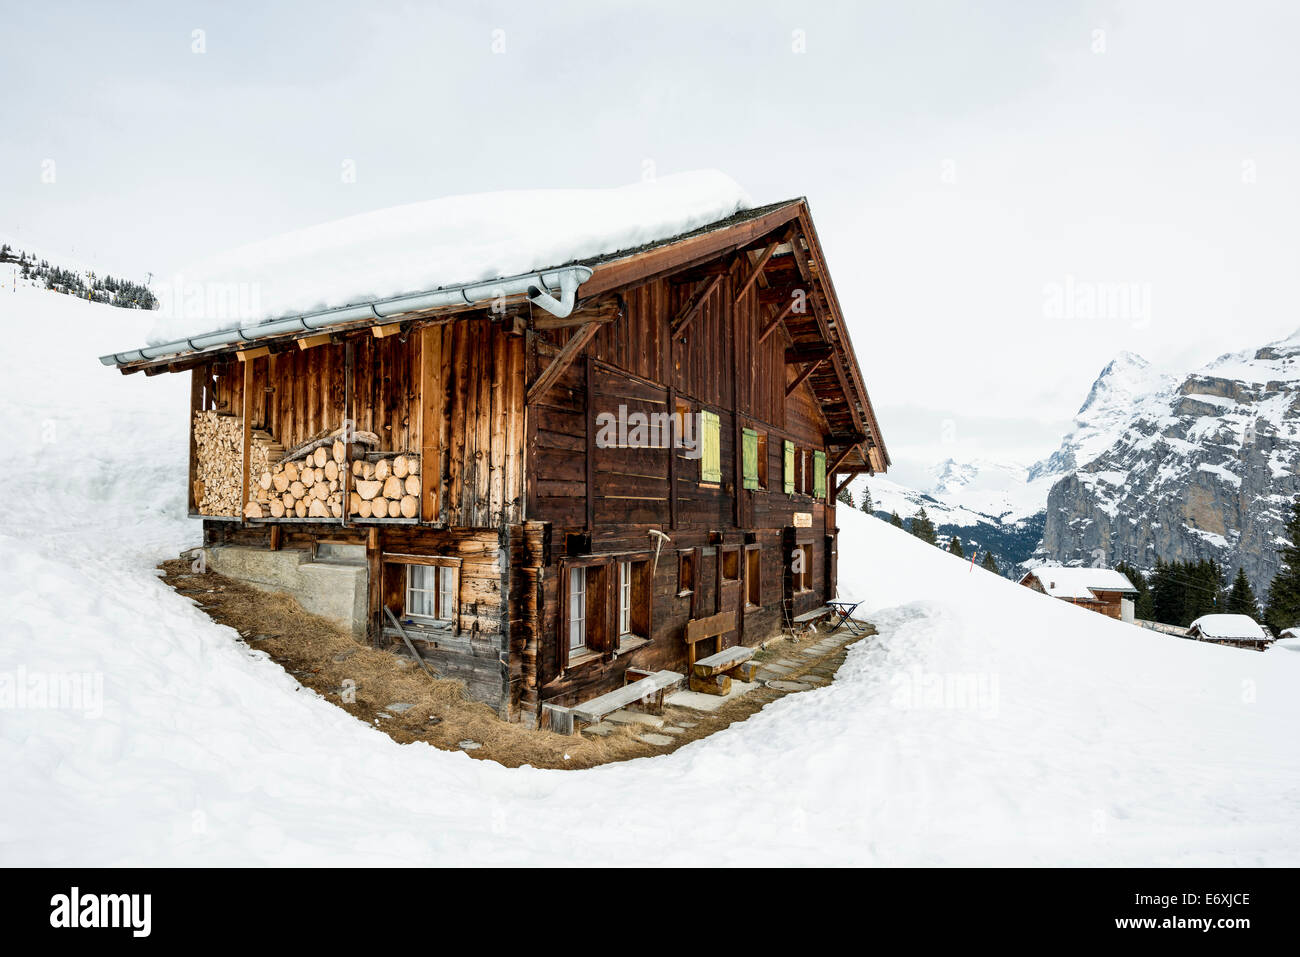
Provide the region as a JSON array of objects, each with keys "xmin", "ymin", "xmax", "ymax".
[
  {"xmin": 239, "ymin": 361, "xmax": 253, "ymax": 521},
  {"xmin": 296, "ymin": 333, "xmax": 332, "ymax": 350},
  {"xmin": 584, "ymin": 356, "xmax": 595, "ymax": 531},
  {"xmin": 833, "ymin": 473, "xmax": 854, "ymax": 501},
  {"xmin": 785, "ymin": 358, "xmax": 824, "ymax": 397},
  {"xmin": 525, "ymin": 321, "xmax": 602, "ymax": 405},
  {"xmin": 733, "ymin": 241, "xmax": 779, "ymax": 304},
  {"xmin": 666, "ymin": 386, "xmax": 678, "ymax": 530},
  {"xmin": 417, "ymin": 328, "xmax": 440, "ymax": 523},
  {"xmin": 579, "ymin": 202, "xmax": 803, "ymax": 297},
  {"xmin": 342, "ymin": 340, "xmax": 354, "ymax": 527},
  {"xmin": 371, "ymin": 323, "xmax": 403, "ymax": 339},
  {"xmin": 757, "ymin": 297, "xmax": 796, "ymax": 345},
  {"xmin": 237, "ymin": 346, "xmax": 270, "ymax": 362},
  {"xmin": 827, "ymin": 442, "xmax": 862, "ymax": 476},
  {"xmin": 669, "ymin": 273, "xmax": 723, "ymax": 337}
]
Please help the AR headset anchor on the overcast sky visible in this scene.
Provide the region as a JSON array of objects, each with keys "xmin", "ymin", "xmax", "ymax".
[{"xmin": 3, "ymin": 1, "xmax": 1297, "ymax": 486}]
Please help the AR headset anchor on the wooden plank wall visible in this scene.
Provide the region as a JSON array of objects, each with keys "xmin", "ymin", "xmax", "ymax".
[
  {"xmin": 524, "ymin": 253, "xmax": 841, "ymax": 712},
  {"xmin": 196, "ymin": 317, "xmax": 525, "ymax": 529}
]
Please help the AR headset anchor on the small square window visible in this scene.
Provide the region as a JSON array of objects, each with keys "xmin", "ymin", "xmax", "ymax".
[{"xmin": 678, "ymin": 550, "xmax": 696, "ymax": 595}]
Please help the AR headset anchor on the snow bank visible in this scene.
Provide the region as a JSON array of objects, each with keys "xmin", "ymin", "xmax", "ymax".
[
  {"xmin": 4, "ymin": 285, "xmax": 1300, "ymax": 865},
  {"xmin": 144, "ymin": 171, "xmax": 751, "ymax": 345}
]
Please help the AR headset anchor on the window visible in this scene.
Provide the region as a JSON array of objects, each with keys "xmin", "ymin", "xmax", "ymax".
[
  {"xmin": 568, "ymin": 566, "xmax": 588, "ymax": 652},
  {"xmin": 794, "ymin": 447, "xmax": 806, "ymax": 495},
  {"xmin": 700, "ymin": 410, "xmax": 721, "ymax": 484},
  {"xmin": 405, "ymin": 562, "xmax": 458, "ymax": 624},
  {"xmin": 618, "ymin": 561, "xmax": 632, "ymax": 636},
  {"xmin": 793, "ymin": 544, "xmax": 813, "ymax": 593},
  {"xmin": 741, "ymin": 429, "xmax": 769, "ymax": 491},
  {"xmin": 562, "ymin": 554, "xmax": 651, "ymax": 669},
  {"xmin": 742, "ymin": 428, "xmax": 759, "ymax": 490},
  {"xmin": 678, "ymin": 549, "xmax": 696, "ymax": 595},
  {"xmin": 783, "ymin": 440, "xmax": 795, "ymax": 494},
  {"xmin": 617, "ymin": 558, "xmax": 651, "ymax": 646},
  {"xmin": 722, "ymin": 547, "xmax": 740, "ymax": 581},
  {"xmin": 813, "ymin": 450, "xmax": 827, "ymax": 499},
  {"xmin": 746, "ymin": 545, "xmax": 762, "ymax": 607}
]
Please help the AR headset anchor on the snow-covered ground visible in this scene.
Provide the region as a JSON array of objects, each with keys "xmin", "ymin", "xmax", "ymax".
[{"xmin": 3, "ymin": 284, "xmax": 1299, "ymax": 866}]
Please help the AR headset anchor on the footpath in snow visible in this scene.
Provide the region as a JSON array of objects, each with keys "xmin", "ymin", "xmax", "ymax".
[{"xmin": 2, "ymin": 284, "xmax": 1298, "ymax": 866}]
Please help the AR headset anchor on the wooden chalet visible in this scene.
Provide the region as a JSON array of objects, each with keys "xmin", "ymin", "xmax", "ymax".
[
  {"xmin": 1018, "ymin": 567, "xmax": 1137, "ymax": 621},
  {"xmin": 101, "ymin": 197, "xmax": 889, "ymax": 726}
]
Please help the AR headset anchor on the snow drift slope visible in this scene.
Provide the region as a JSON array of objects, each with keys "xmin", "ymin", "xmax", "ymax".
[{"xmin": 3, "ymin": 286, "xmax": 1299, "ymax": 866}]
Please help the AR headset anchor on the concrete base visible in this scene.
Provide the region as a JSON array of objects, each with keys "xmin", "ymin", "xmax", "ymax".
[{"xmin": 204, "ymin": 545, "xmax": 368, "ymax": 639}]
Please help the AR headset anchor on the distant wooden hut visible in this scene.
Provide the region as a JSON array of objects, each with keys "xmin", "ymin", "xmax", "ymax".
[
  {"xmin": 1018, "ymin": 566, "xmax": 1137, "ymax": 620},
  {"xmin": 1187, "ymin": 614, "xmax": 1273, "ymax": 652}
]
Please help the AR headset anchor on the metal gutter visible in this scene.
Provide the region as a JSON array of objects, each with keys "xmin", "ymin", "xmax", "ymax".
[{"xmin": 99, "ymin": 264, "xmax": 593, "ymax": 367}]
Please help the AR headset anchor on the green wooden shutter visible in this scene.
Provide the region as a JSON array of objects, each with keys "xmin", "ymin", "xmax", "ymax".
[
  {"xmin": 813, "ymin": 450, "xmax": 827, "ymax": 499},
  {"xmin": 783, "ymin": 441, "xmax": 795, "ymax": 494},
  {"xmin": 701, "ymin": 411, "xmax": 721, "ymax": 483},
  {"xmin": 742, "ymin": 428, "xmax": 758, "ymax": 490}
]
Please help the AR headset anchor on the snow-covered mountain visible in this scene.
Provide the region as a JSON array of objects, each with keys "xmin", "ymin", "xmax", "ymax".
[
  {"xmin": 1028, "ymin": 352, "xmax": 1178, "ymax": 483},
  {"xmin": 1039, "ymin": 330, "xmax": 1300, "ymax": 596},
  {"xmin": 859, "ymin": 353, "xmax": 1175, "ymax": 577}
]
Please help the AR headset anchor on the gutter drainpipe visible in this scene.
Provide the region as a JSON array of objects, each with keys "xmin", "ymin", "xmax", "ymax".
[{"xmin": 100, "ymin": 264, "xmax": 593, "ymax": 367}]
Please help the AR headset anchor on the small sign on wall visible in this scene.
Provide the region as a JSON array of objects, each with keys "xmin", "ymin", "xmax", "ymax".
[{"xmin": 793, "ymin": 512, "xmax": 812, "ymax": 527}]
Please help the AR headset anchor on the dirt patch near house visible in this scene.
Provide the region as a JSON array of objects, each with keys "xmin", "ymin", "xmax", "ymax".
[{"xmin": 158, "ymin": 558, "xmax": 873, "ymax": 770}]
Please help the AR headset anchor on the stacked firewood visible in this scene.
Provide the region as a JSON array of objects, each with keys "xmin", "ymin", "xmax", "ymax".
[
  {"xmin": 246, "ymin": 439, "xmax": 350, "ymax": 519},
  {"xmin": 349, "ymin": 454, "xmax": 421, "ymax": 519},
  {"xmin": 192, "ymin": 411, "xmax": 244, "ymax": 516}
]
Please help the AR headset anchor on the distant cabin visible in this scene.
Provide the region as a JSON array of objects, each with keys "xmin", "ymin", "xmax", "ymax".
[
  {"xmin": 1017, "ymin": 567, "xmax": 1137, "ymax": 621},
  {"xmin": 1186, "ymin": 614, "xmax": 1273, "ymax": 652},
  {"xmin": 99, "ymin": 193, "xmax": 890, "ymax": 726}
]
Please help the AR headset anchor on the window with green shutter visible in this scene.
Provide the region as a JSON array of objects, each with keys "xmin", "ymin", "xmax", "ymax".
[
  {"xmin": 742, "ymin": 428, "xmax": 759, "ymax": 489},
  {"xmin": 700, "ymin": 410, "xmax": 721, "ymax": 483},
  {"xmin": 813, "ymin": 450, "xmax": 827, "ymax": 499},
  {"xmin": 783, "ymin": 440, "xmax": 795, "ymax": 494}
]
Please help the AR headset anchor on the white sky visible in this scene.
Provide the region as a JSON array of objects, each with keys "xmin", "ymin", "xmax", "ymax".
[{"xmin": 3, "ymin": 0, "xmax": 1297, "ymax": 486}]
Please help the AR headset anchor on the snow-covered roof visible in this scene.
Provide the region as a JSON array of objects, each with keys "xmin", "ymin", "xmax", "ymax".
[
  {"xmin": 1189, "ymin": 614, "xmax": 1271, "ymax": 641},
  {"xmin": 1020, "ymin": 566, "xmax": 1137, "ymax": 599},
  {"xmin": 142, "ymin": 171, "xmax": 752, "ymax": 347}
]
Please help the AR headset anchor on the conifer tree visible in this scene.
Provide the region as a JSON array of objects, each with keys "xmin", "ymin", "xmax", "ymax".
[
  {"xmin": 837, "ymin": 487, "xmax": 854, "ymax": 508},
  {"xmin": 1265, "ymin": 498, "xmax": 1300, "ymax": 633},
  {"xmin": 910, "ymin": 507, "xmax": 937, "ymax": 545},
  {"xmin": 889, "ymin": 511, "xmax": 903, "ymax": 528},
  {"xmin": 947, "ymin": 536, "xmax": 964, "ymax": 558},
  {"xmin": 1225, "ymin": 567, "xmax": 1260, "ymax": 619},
  {"xmin": 981, "ymin": 551, "xmax": 998, "ymax": 574},
  {"xmin": 859, "ymin": 484, "xmax": 873, "ymax": 514}
]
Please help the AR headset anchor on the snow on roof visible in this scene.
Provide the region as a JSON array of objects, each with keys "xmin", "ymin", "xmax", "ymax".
[
  {"xmin": 1189, "ymin": 614, "xmax": 1271, "ymax": 641},
  {"xmin": 145, "ymin": 170, "xmax": 753, "ymax": 346},
  {"xmin": 1022, "ymin": 566, "xmax": 1137, "ymax": 599}
]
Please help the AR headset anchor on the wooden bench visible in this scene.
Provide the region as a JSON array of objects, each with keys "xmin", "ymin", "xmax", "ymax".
[
  {"xmin": 789, "ymin": 605, "xmax": 832, "ymax": 638},
  {"xmin": 685, "ymin": 611, "xmax": 752, "ymax": 695},
  {"xmin": 568, "ymin": 669, "xmax": 683, "ymax": 726}
]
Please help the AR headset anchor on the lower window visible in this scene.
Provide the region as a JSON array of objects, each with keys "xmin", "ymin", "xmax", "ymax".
[
  {"xmin": 562, "ymin": 553, "xmax": 652, "ymax": 668},
  {"xmin": 406, "ymin": 563, "xmax": 458, "ymax": 624}
]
